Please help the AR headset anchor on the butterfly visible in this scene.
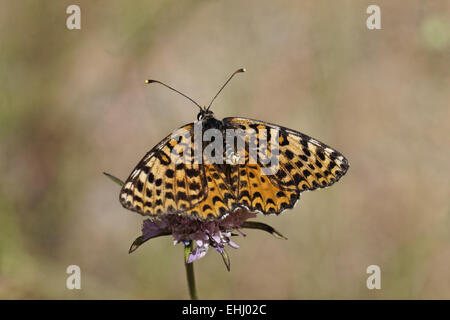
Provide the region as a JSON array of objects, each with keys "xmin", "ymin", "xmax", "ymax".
[{"xmin": 119, "ymin": 68, "xmax": 349, "ymax": 220}]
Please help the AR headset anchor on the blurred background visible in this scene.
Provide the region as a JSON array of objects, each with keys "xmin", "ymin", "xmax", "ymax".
[{"xmin": 0, "ymin": 0, "xmax": 449, "ymax": 299}]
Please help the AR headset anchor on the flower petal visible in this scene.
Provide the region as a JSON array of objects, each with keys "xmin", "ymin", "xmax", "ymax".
[
  {"xmin": 228, "ymin": 240, "xmax": 239, "ymax": 249},
  {"xmin": 187, "ymin": 246, "xmax": 209, "ymax": 263}
]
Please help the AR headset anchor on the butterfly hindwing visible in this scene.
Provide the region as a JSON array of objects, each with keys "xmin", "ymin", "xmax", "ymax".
[
  {"xmin": 119, "ymin": 123, "xmax": 209, "ymax": 216},
  {"xmin": 184, "ymin": 164, "xmax": 235, "ymax": 219},
  {"xmin": 230, "ymin": 163, "xmax": 299, "ymax": 215}
]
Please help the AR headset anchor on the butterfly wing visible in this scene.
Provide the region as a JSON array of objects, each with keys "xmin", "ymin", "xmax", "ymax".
[
  {"xmin": 120, "ymin": 117, "xmax": 349, "ymax": 218},
  {"xmin": 223, "ymin": 117, "xmax": 349, "ymax": 214},
  {"xmin": 119, "ymin": 123, "xmax": 209, "ymax": 216},
  {"xmin": 183, "ymin": 163, "xmax": 236, "ymax": 219}
]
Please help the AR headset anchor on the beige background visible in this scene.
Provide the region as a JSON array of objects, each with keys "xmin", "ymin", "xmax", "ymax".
[{"xmin": 0, "ymin": 0, "xmax": 449, "ymax": 299}]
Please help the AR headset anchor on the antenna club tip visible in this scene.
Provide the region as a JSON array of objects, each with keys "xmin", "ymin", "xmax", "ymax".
[
  {"xmin": 145, "ymin": 79, "xmax": 154, "ymax": 84},
  {"xmin": 239, "ymin": 68, "xmax": 246, "ymax": 73}
]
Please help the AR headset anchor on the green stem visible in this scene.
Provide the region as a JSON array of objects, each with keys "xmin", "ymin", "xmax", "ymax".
[{"xmin": 184, "ymin": 242, "xmax": 198, "ymax": 300}]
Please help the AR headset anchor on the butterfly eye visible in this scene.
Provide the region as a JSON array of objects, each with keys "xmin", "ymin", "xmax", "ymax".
[{"xmin": 197, "ymin": 112, "xmax": 203, "ymax": 121}]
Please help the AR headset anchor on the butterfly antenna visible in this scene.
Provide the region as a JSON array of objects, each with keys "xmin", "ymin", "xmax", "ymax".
[
  {"xmin": 145, "ymin": 79, "xmax": 203, "ymax": 111},
  {"xmin": 207, "ymin": 68, "xmax": 246, "ymax": 110}
]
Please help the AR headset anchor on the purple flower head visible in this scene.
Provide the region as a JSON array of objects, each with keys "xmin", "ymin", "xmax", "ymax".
[{"xmin": 130, "ymin": 209, "xmax": 258, "ymax": 270}]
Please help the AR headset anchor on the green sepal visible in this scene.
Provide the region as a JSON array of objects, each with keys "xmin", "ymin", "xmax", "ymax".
[
  {"xmin": 241, "ymin": 221, "xmax": 288, "ymax": 240},
  {"xmin": 219, "ymin": 248, "xmax": 231, "ymax": 272},
  {"xmin": 103, "ymin": 172, "xmax": 125, "ymax": 187}
]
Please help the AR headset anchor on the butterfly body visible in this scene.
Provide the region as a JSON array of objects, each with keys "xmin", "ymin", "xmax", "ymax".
[{"xmin": 120, "ymin": 111, "xmax": 349, "ymax": 220}]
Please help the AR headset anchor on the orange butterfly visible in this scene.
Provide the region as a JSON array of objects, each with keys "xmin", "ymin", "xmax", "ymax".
[{"xmin": 120, "ymin": 69, "xmax": 349, "ymax": 220}]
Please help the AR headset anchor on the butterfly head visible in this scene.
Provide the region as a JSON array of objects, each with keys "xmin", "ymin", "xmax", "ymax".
[{"xmin": 197, "ymin": 107, "xmax": 214, "ymax": 121}]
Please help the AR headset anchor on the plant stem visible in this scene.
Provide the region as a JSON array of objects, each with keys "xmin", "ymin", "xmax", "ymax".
[{"xmin": 184, "ymin": 242, "xmax": 198, "ymax": 300}]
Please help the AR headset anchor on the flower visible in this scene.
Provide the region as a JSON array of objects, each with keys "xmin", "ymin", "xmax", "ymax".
[{"xmin": 130, "ymin": 209, "xmax": 257, "ymax": 271}]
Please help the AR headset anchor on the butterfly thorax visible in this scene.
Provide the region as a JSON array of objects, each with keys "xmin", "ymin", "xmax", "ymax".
[{"xmin": 202, "ymin": 115, "xmax": 223, "ymax": 131}]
